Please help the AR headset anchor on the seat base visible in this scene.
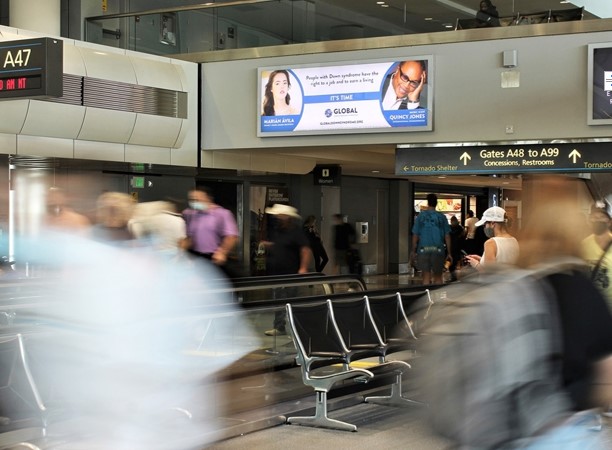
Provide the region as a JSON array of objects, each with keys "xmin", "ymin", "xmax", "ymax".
[
  {"xmin": 286, "ymin": 391, "xmax": 357, "ymax": 432},
  {"xmin": 287, "ymin": 415, "xmax": 356, "ymax": 432},
  {"xmin": 364, "ymin": 375, "xmax": 427, "ymax": 408}
]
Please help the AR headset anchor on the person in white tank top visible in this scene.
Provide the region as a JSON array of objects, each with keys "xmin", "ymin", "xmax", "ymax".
[{"xmin": 465, "ymin": 206, "xmax": 519, "ymax": 269}]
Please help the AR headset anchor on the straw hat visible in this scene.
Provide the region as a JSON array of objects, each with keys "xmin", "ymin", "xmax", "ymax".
[{"xmin": 264, "ymin": 204, "xmax": 301, "ymax": 218}]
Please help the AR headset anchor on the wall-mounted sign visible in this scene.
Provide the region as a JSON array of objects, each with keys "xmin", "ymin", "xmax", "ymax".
[
  {"xmin": 266, "ymin": 187, "xmax": 290, "ymax": 205},
  {"xmin": 396, "ymin": 142, "xmax": 612, "ymax": 175},
  {"xmin": 588, "ymin": 43, "xmax": 612, "ymax": 125},
  {"xmin": 313, "ymin": 165, "xmax": 341, "ymax": 186},
  {"xmin": 0, "ymin": 37, "xmax": 63, "ymax": 100},
  {"xmin": 257, "ymin": 57, "xmax": 433, "ymax": 137}
]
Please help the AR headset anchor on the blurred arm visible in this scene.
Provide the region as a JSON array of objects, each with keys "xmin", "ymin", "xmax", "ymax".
[
  {"xmin": 298, "ymin": 246, "xmax": 311, "ymax": 274},
  {"xmin": 592, "ymin": 355, "xmax": 612, "ymax": 405}
]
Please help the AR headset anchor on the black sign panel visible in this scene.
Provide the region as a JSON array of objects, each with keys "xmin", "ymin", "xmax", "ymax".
[
  {"xmin": 313, "ymin": 165, "xmax": 341, "ymax": 186},
  {"xmin": 396, "ymin": 142, "xmax": 612, "ymax": 175},
  {"xmin": 0, "ymin": 37, "xmax": 63, "ymax": 100},
  {"xmin": 266, "ymin": 187, "xmax": 290, "ymax": 204}
]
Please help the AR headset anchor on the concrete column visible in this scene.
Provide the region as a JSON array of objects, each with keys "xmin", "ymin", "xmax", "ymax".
[{"xmin": 10, "ymin": 0, "xmax": 60, "ymax": 36}]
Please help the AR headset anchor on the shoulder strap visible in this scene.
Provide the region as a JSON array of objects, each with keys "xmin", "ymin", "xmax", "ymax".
[
  {"xmin": 591, "ymin": 239, "xmax": 612, "ymax": 281},
  {"xmin": 438, "ymin": 213, "xmax": 447, "ymax": 242}
]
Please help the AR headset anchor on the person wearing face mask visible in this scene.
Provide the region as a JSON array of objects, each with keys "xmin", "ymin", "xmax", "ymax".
[
  {"xmin": 182, "ymin": 187, "xmax": 239, "ymax": 277},
  {"xmin": 581, "ymin": 205, "xmax": 612, "ymax": 309},
  {"xmin": 465, "ymin": 206, "xmax": 519, "ymax": 270}
]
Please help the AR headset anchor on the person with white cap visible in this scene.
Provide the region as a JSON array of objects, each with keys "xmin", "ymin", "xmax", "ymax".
[
  {"xmin": 465, "ymin": 206, "xmax": 519, "ymax": 270},
  {"xmin": 262, "ymin": 203, "xmax": 311, "ymax": 336}
]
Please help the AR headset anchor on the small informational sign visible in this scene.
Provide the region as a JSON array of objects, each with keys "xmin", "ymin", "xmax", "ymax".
[
  {"xmin": 356, "ymin": 222, "xmax": 369, "ymax": 244},
  {"xmin": 396, "ymin": 142, "xmax": 612, "ymax": 175},
  {"xmin": 258, "ymin": 57, "xmax": 433, "ymax": 136},
  {"xmin": 313, "ymin": 165, "xmax": 341, "ymax": 186},
  {"xmin": 266, "ymin": 187, "xmax": 290, "ymax": 205},
  {"xmin": 0, "ymin": 38, "xmax": 63, "ymax": 100},
  {"xmin": 130, "ymin": 176, "xmax": 145, "ymax": 189}
]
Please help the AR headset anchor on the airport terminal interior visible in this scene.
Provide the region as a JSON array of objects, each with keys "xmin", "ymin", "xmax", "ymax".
[{"xmin": 1, "ymin": 1, "xmax": 612, "ymax": 449}]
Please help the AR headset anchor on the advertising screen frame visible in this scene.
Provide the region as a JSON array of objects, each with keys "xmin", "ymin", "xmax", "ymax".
[
  {"xmin": 257, "ymin": 56, "xmax": 434, "ymax": 137},
  {"xmin": 587, "ymin": 43, "xmax": 612, "ymax": 125}
]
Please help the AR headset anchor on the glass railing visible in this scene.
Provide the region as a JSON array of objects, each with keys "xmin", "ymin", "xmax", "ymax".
[
  {"xmin": 84, "ymin": 0, "xmax": 597, "ymax": 58},
  {"xmin": 82, "ymin": 0, "xmax": 459, "ymax": 57}
]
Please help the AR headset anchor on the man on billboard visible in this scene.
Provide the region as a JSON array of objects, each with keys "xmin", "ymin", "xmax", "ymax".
[{"xmin": 381, "ymin": 60, "xmax": 427, "ymax": 110}]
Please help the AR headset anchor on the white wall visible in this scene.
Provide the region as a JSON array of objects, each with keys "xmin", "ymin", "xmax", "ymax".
[
  {"xmin": 201, "ymin": 30, "xmax": 612, "ymax": 150},
  {"xmin": 0, "ymin": 26, "xmax": 198, "ymax": 167}
]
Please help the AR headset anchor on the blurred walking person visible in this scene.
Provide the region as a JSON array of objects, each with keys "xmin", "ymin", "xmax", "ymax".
[
  {"xmin": 581, "ymin": 204, "xmax": 612, "ymax": 310},
  {"xmin": 332, "ymin": 214, "xmax": 355, "ymax": 274},
  {"xmin": 262, "ymin": 204, "xmax": 310, "ymax": 336},
  {"xmin": 182, "ymin": 187, "xmax": 241, "ymax": 279},
  {"xmin": 303, "ymin": 215, "xmax": 328, "ymax": 273}
]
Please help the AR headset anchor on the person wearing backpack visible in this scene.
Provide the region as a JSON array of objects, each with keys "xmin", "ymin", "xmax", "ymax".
[
  {"xmin": 514, "ymin": 179, "xmax": 612, "ymax": 448},
  {"xmin": 420, "ymin": 177, "xmax": 612, "ymax": 449},
  {"xmin": 411, "ymin": 193, "xmax": 451, "ymax": 285}
]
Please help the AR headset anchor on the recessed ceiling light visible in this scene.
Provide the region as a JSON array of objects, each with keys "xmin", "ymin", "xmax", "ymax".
[
  {"xmin": 381, "ymin": 4, "xmax": 389, "ymax": 7},
  {"xmin": 443, "ymin": 23, "xmax": 454, "ymax": 28},
  {"xmin": 424, "ymin": 17, "xmax": 433, "ymax": 21},
  {"xmin": 376, "ymin": 1, "xmax": 385, "ymax": 4},
  {"xmin": 372, "ymin": 170, "xmax": 380, "ymax": 173}
]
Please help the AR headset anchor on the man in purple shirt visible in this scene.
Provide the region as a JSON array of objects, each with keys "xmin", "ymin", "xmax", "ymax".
[{"xmin": 182, "ymin": 187, "xmax": 239, "ymax": 276}]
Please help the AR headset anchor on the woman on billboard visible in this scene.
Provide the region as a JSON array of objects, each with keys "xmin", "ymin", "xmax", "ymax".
[{"xmin": 261, "ymin": 69, "xmax": 299, "ymax": 116}]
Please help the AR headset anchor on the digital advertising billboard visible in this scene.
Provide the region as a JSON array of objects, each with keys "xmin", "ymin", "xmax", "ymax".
[
  {"xmin": 257, "ymin": 57, "xmax": 433, "ymax": 137},
  {"xmin": 588, "ymin": 43, "xmax": 612, "ymax": 125}
]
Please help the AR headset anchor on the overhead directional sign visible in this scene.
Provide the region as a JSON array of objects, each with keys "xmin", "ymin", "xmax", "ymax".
[
  {"xmin": 0, "ymin": 37, "xmax": 63, "ymax": 100},
  {"xmin": 396, "ymin": 142, "xmax": 612, "ymax": 175}
]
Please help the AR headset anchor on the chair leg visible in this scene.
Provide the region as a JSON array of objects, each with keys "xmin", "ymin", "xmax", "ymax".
[
  {"xmin": 364, "ymin": 374, "xmax": 427, "ymax": 407},
  {"xmin": 287, "ymin": 391, "xmax": 357, "ymax": 432}
]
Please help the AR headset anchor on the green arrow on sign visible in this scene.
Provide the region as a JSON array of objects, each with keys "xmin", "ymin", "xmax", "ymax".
[
  {"xmin": 460, "ymin": 152, "xmax": 471, "ymax": 166},
  {"xmin": 568, "ymin": 149, "xmax": 582, "ymax": 163}
]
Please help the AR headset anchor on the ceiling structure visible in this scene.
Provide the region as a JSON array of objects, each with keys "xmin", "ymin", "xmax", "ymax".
[
  {"xmin": 193, "ymin": 1, "xmax": 597, "ymax": 188},
  {"xmin": 314, "ymin": 0, "xmax": 598, "ymax": 36},
  {"xmin": 158, "ymin": 1, "xmax": 600, "ymax": 189}
]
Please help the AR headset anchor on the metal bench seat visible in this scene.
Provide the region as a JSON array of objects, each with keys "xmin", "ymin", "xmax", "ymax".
[
  {"xmin": 286, "ymin": 299, "xmax": 425, "ymax": 432},
  {"xmin": 327, "ymin": 298, "xmax": 424, "ymax": 409},
  {"xmin": 367, "ymin": 292, "xmax": 419, "ymax": 354},
  {"xmin": 285, "ymin": 302, "xmax": 373, "ymax": 431}
]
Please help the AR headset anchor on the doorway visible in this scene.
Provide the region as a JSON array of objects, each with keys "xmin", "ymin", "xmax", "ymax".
[{"xmin": 320, "ymin": 186, "xmax": 340, "ymax": 274}]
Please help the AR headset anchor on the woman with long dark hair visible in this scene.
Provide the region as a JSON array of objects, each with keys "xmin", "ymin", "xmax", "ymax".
[{"xmin": 262, "ymin": 70, "xmax": 298, "ymax": 116}]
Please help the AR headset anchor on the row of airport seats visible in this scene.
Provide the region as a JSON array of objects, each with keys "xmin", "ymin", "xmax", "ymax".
[
  {"xmin": 284, "ymin": 290, "xmax": 433, "ymax": 431},
  {"xmin": 0, "ymin": 334, "xmax": 47, "ymax": 449},
  {"xmin": 456, "ymin": 6, "xmax": 584, "ymax": 30}
]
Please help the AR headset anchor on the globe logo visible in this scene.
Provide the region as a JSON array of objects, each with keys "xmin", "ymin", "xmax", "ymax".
[{"xmin": 325, "ymin": 109, "xmax": 333, "ymax": 118}]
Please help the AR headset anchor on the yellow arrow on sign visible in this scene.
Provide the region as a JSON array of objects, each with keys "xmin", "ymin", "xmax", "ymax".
[
  {"xmin": 568, "ymin": 149, "xmax": 582, "ymax": 164},
  {"xmin": 403, "ymin": 165, "xmax": 410, "ymax": 172},
  {"xmin": 460, "ymin": 152, "xmax": 471, "ymax": 166}
]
